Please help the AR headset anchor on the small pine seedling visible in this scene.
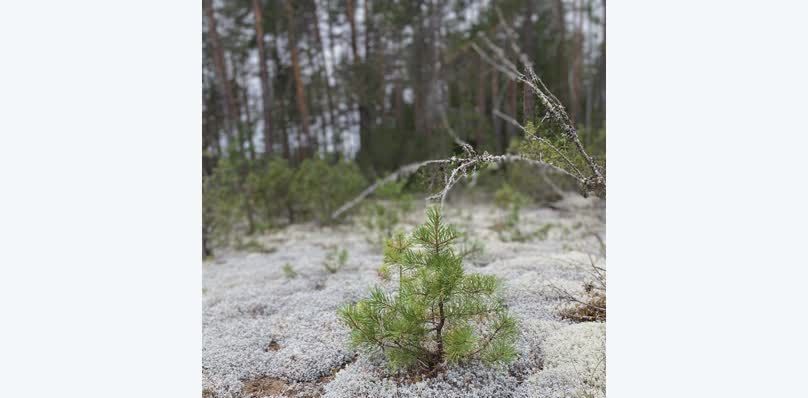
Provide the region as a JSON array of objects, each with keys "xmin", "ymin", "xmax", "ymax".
[
  {"xmin": 494, "ymin": 184, "xmax": 530, "ymax": 242},
  {"xmin": 323, "ymin": 247, "xmax": 348, "ymax": 273},
  {"xmin": 340, "ymin": 207, "xmax": 517, "ymax": 372},
  {"xmin": 282, "ymin": 263, "xmax": 297, "ymax": 279}
]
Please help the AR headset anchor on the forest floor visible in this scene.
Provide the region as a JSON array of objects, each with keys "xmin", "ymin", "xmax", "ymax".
[{"xmin": 202, "ymin": 196, "xmax": 606, "ymax": 398}]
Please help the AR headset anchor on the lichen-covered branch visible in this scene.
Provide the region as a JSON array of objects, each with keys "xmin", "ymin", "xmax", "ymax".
[{"xmin": 330, "ymin": 159, "xmax": 453, "ymax": 220}]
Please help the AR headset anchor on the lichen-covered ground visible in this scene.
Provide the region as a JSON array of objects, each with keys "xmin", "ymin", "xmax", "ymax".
[{"xmin": 203, "ymin": 196, "xmax": 606, "ymax": 398}]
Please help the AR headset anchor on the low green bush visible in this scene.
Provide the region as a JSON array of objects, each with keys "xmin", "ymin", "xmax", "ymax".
[
  {"xmin": 247, "ymin": 158, "xmax": 294, "ymax": 225},
  {"xmin": 203, "ymin": 156, "xmax": 367, "ymax": 255},
  {"xmin": 290, "ymin": 158, "xmax": 367, "ymax": 224},
  {"xmin": 203, "ymin": 156, "xmax": 249, "ymax": 247}
]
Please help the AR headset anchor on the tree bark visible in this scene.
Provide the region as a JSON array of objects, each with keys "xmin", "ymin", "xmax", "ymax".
[
  {"xmin": 346, "ymin": 0, "xmax": 360, "ymax": 64},
  {"xmin": 252, "ymin": 0, "xmax": 274, "ymax": 157},
  {"xmin": 347, "ymin": 0, "xmax": 371, "ymax": 171},
  {"xmin": 272, "ymin": 20, "xmax": 291, "ymax": 160},
  {"xmin": 522, "ymin": 0, "xmax": 535, "ymax": 122},
  {"xmin": 203, "ymin": 0, "xmax": 239, "ymax": 142},
  {"xmin": 476, "ymin": 61, "xmax": 486, "ymax": 148},
  {"xmin": 284, "ymin": 0, "xmax": 312, "ymax": 160},
  {"xmin": 553, "ymin": 0, "xmax": 569, "ymax": 115},
  {"xmin": 570, "ymin": 0, "xmax": 584, "ymax": 125},
  {"xmin": 325, "ymin": 0, "xmax": 343, "ymax": 154},
  {"xmin": 507, "ymin": 80, "xmax": 517, "ymax": 138},
  {"xmin": 491, "ymin": 69, "xmax": 503, "ymax": 151}
]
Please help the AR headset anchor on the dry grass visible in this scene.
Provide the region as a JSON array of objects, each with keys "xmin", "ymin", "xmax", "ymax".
[
  {"xmin": 560, "ymin": 287, "xmax": 606, "ymax": 323},
  {"xmin": 241, "ymin": 355, "xmax": 357, "ymax": 398},
  {"xmin": 553, "ymin": 248, "xmax": 606, "ymax": 323},
  {"xmin": 242, "ymin": 376, "xmax": 289, "ymax": 397}
]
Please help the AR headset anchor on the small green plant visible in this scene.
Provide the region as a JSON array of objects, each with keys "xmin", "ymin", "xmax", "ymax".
[
  {"xmin": 235, "ymin": 239, "xmax": 275, "ymax": 253},
  {"xmin": 493, "ymin": 183, "xmax": 530, "ymax": 242},
  {"xmin": 340, "ymin": 208, "xmax": 517, "ymax": 373},
  {"xmin": 282, "ymin": 263, "xmax": 297, "ymax": 279},
  {"xmin": 456, "ymin": 228, "xmax": 485, "ymax": 263},
  {"xmin": 361, "ymin": 180, "xmax": 414, "ymax": 246},
  {"xmin": 362, "ymin": 202, "xmax": 400, "ymax": 245},
  {"xmin": 323, "ymin": 247, "xmax": 348, "ymax": 273},
  {"xmin": 534, "ymin": 223, "xmax": 556, "ymax": 241}
]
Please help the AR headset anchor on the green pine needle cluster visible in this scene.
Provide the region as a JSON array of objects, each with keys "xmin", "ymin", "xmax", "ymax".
[{"xmin": 339, "ymin": 207, "xmax": 517, "ymax": 372}]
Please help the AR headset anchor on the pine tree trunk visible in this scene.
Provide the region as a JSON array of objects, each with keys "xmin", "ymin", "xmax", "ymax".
[
  {"xmin": 347, "ymin": 0, "xmax": 371, "ymax": 171},
  {"xmin": 522, "ymin": 0, "xmax": 535, "ymax": 122},
  {"xmin": 491, "ymin": 69, "xmax": 503, "ymax": 152},
  {"xmin": 346, "ymin": 0, "xmax": 359, "ymax": 64},
  {"xmin": 271, "ymin": 23, "xmax": 291, "ymax": 160},
  {"xmin": 476, "ymin": 62, "xmax": 486, "ymax": 148},
  {"xmin": 434, "ymin": 300, "xmax": 446, "ymax": 366},
  {"xmin": 284, "ymin": 0, "xmax": 312, "ymax": 160},
  {"xmin": 507, "ymin": 80, "xmax": 517, "ymax": 137},
  {"xmin": 203, "ymin": 0, "xmax": 239, "ymax": 142},
  {"xmin": 570, "ymin": 0, "xmax": 584, "ymax": 125},
  {"xmin": 553, "ymin": 0, "xmax": 569, "ymax": 113}
]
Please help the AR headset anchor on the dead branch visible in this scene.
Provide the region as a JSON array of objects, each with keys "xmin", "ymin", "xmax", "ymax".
[
  {"xmin": 330, "ymin": 159, "xmax": 452, "ymax": 220},
  {"xmin": 493, "ymin": 108, "xmax": 586, "ymax": 180},
  {"xmin": 330, "ymin": 152, "xmax": 574, "ymax": 220}
]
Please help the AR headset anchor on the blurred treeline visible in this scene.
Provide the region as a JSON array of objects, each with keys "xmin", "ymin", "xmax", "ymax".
[{"xmin": 202, "ymin": 0, "xmax": 605, "ymax": 255}]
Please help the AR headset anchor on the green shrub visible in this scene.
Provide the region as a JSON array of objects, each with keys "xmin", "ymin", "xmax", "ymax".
[
  {"xmin": 247, "ymin": 158, "xmax": 294, "ymax": 225},
  {"xmin": 291, "ymin": 158, "xmax": 367, "ymax": 224},
  {"xmin": 340, "ymin": 208, "xmax": 517, "ymax": 372},
  {"xmin": 203, "ymin": 156, "xmax": 248, "ymax": 247}
]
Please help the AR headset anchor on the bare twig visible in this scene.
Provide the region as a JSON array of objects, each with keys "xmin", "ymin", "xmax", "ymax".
[
  {"xmin": 494, "ymin": 108, "xmax": 586, "ymax": 180},
  {"xmin": 331, "ymin": 152, "xmax": 575, "ymax": 220},
  {"xmin": 441, "ymin": 111, "xmax": 475, "ymax": 156},
  {"xmin": 330, "ymin": 159, "xmax": 452, "ymax": 219}
]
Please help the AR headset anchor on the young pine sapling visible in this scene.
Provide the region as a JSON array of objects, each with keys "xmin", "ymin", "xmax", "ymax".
[
  {"xmin": 340, "ymin": 208, "xmax": 517, "ymax": 373},
  {"xmin": 323, "ymin": 247, "xmax": 348, "ymax": 274}
]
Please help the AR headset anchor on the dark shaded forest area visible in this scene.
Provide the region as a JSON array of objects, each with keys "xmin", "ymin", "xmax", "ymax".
[{"xmin": 202, "ymin": 0, "xmax": 605, "ymax": 256}]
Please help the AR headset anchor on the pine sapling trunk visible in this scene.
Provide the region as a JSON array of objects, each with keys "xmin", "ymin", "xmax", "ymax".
[{"xmin": 434, "ymin": 301, "xmax": 446, "ymax": 366}]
